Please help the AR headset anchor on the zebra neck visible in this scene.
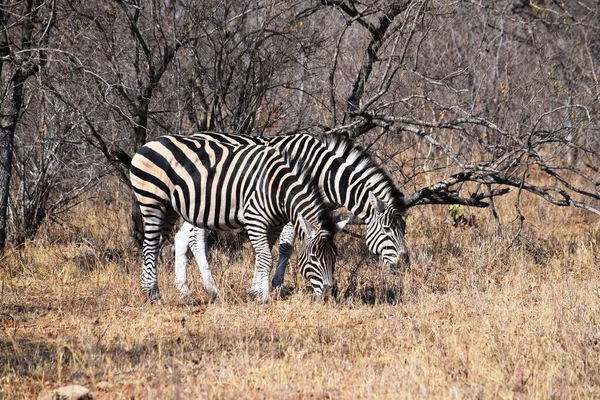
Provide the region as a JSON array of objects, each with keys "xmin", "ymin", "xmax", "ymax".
[
  {"xmin": 280, "ymin": 143, "xmax": 370, "ymax": 221},
  {"xmin": 345, "ymin": 175, "xmax": 395, "ymax": 224}
]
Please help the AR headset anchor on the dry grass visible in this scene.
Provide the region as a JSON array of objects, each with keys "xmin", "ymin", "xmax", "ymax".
[{"xmin": 1, "ymin": 190, "xmax": 599, "ymax": 399}]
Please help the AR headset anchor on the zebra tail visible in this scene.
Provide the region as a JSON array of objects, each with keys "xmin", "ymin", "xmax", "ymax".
[{"xmin": 111, "ymin": 147, "xmax": 133, "ymax": 169}]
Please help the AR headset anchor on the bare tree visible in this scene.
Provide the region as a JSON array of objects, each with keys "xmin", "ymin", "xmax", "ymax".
[
  {"xmin": 2, "ymin": 0, "xmax": 597, "ymax": 250},
  {"xmin": 0, "ymin": 0, "xmax": 53, "ymax": 254},
  {"xmin": 178, "ymin": 1, "xmax": 331, "ymax": 135},
  {"xmin": 312, "ymin": 0, "xmax": 599, "ymax": 228},
  {"xmin": 46, "ymin": 0, "xmax": 192, "ymax": 245},
  {"xmin": 9, "ymin": 91, "xmax": 103, "ymax": 246},
  {"xmin": 55, "ymin": 0, "xmax": 334, "ymax": 246}
]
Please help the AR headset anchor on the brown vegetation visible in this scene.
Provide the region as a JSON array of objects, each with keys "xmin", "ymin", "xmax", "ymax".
[
  {"xmin": 1, "ymin": 184, "xmax": 598, "ymax": 399},
  {"xmin": 0, "ymin": 1, "xmax": 598, "ymax": 398}
]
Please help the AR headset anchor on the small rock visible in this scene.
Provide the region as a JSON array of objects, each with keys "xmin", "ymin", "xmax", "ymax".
[{"xmin": 38, "ymin": 385, "xmax": 91, "ymax": 400}]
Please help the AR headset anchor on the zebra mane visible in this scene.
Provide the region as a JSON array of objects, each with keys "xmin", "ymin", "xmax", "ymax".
[
  {"xmin": 321, "ymin": 133, "xmax": 407, "ymax": 213},
  {"xmin": 278, "ymin": 147, "xmax": 337, "ymax": 236}
]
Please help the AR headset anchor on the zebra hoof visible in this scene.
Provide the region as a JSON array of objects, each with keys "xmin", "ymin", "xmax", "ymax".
[
  {"xmin": 203, "ymin": 285, "xmax": 219, "ymax": 302},
  {"xmin": 143, "ymin": 285, "xmax": 161, "ymax": 303},
  {"xmin": 176, "ymin": 283, "xmax": 192, "ymax": 300},
  {"xmin": 249, "ymin": 289, "xmax": 269, "ymax": 304},
  {"xmin": 204, "ymin": 290, "xmax": 219, "ymax": 303},
  {"xmin": 274, "ymin": 286, "xmax": 290, "ymax": 300},
  {"xmin": 180, "ymin": 292, "xmax": 193, "ymax": 303},
  {"xmin": 271, "ymin": 277, "xmax": 285, "ymax": 289},
  {"xmin": 180, "ymin": 295, "xmax": 205, "ymax": 307}
]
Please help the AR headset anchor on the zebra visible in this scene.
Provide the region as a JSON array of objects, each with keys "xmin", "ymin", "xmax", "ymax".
[
  {"xmin": 173, "ymin": 132, "xmax": 408, "ymax": 300},
  {"xmin": 129, "ymin": 135, "xmax": 347, "ymax": 303}
]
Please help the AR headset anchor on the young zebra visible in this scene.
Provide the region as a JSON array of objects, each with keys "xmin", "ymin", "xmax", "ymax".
[
  {"xmin": 174, "ymin": 132, "xmax": 408, "ymax": 300},
  {"xmin": 129, "ymin": 135, "xmax": 346, "ymax": 303}
]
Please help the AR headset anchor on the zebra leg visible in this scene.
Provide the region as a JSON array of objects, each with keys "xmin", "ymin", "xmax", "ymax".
[
  {"xmin": 272, "ymin": 222, "xmax": 296, "ymax": 289},
  {"xmin": 174, "ymin": 223, "xmax": 193, "ymax": 299},
  {"xmin": 189, "ymin": 227, "xmax": 219, "ymax": 301},
  {"xmin": 247, "ymin": 228, "xmax": 273, "ymax": 304},
  {"xmin": 141, "ymin": 207, "xmax": 178, "ymax": 301},
  {"xmin": 140, "ymin": 213, "xmax": 165, "ymax": 301}
]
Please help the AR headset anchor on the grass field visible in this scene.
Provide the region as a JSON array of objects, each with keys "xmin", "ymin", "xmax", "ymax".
[{"xmin": 1, "ymin": 189, "xmax": 599, "ymax": 399}]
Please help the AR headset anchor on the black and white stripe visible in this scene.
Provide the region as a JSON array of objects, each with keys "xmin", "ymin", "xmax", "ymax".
[
  {"xmin": 175, "ymin": 132, "xmax": 408, "ymax": 298},
  {"xmin": 129, "ymin": 135, "xmax": 343, "ymax": 302}
]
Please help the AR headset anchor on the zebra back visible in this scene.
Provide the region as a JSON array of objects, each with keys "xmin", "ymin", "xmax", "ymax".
[
  {"xmin": 132, "ymin": 135, "xmax": 334, "ymax": 234},
  {"xmin": 187, "ymin": 131, "xmax": 409, "ymax": 269},
  {"xmin": 191, "ymin": 131, "xmax": 406, "ymax": 220}
]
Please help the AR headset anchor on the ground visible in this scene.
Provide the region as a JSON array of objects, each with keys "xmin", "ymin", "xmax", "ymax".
[{"xmin": 1, "ymin": 192, "xmax": 599, "ymax": 399}]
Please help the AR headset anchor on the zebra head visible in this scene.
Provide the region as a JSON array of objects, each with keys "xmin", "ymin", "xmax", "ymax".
[
  {"xmin": 296, "ymin": 214, "xmax": 346, "ymax": 297},
  {"xmin": 365, "ymin": 192, "xmax": 410, "ymax": 272}
]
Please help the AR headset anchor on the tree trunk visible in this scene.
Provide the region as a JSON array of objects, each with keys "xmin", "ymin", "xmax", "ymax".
[
  {"xmin": 0, "ymin": 122, "xmax": 15, "ymax": 254},
  {"xmin": 0, "ymin": 70, "xmax": 28, "ymax": 255}
]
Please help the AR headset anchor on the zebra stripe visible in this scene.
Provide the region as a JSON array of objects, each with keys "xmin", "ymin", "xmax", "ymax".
[
  {"xmin": 174, "ymin": 132, "xmax": 408, "ymax": 299},
  {"xmin": 130, "ymin": 135, "xmax": 342, "ymax": 302}
]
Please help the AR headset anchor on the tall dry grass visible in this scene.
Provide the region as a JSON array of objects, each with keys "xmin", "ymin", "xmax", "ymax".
[{"xmin": 0, "ymin": 185, "xmax": 599, "ymax": 399}]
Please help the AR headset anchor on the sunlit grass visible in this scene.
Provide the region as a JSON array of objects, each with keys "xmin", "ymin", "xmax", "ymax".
[{"xmin": 1, "ymin": 189, "xmax": 599, "ymax": 398}]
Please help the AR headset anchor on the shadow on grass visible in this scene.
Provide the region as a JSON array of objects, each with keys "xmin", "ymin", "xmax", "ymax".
[
  {"xmin": 0, "ymin": 340, "xmax": 70, "ymax": 378},
  {"xmin": 341, "ymin": 284, "xmax": 402, "ymax": 305},
  {"xmin": 1, "ymin": 338, "xmax": 156, "ymax": 380},
  {"xmin": 1, "ymin": 303, "xmax": 54, "ymax": 318},
  {"xmin": 269, "ymin": 282, "xmax": 405, "ymax": 306}
]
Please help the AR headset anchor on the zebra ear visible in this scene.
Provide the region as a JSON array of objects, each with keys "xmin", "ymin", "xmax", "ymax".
[
  {"xmin": 335, "ymin": 219, "xmax": 349, "ymax": 234},
  {"xmin": 298, "ymin": 214, "xmax": 315, "ymax": 239},
  {"xmin": 368, "ymin": 191, "xmax": 387, "ymax": 214}
]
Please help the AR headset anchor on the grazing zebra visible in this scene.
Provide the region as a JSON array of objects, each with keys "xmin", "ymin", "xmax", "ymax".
[
  {"xmin": 129, "ymin": 135, "xmax": 346, "ymax": 303},
  {"xmin": 174, "ymin": 132, "xmax": 408, "ymax": 299}
]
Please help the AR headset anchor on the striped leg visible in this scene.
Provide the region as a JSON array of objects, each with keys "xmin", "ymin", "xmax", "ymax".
[
  {"xmin": 247, "ymin": 226, "xmax": 273, "ymax": 304},
  {"xmin": 140, "ymin": 214, "xmax": 164, "ymax": 301},
  {"xmin": 141, "ymin": 207, "xmax": 179, "ymax": 301},
  {"xmin": 161, "ymin": 207, "xmax": 180, "ymax": 238},
  {"xmin": 272, "ymin": 222, "xmax": 296, "ymax": 289}
]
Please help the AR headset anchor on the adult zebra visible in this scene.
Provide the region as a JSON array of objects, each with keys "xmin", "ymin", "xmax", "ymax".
[
  {"xmin": 129, "ymin": 135, "xmax": 346, "ymax": 303},
  {"xmin": 174, "ymin": 132, "xmax": 408, "ymax": 300}
]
